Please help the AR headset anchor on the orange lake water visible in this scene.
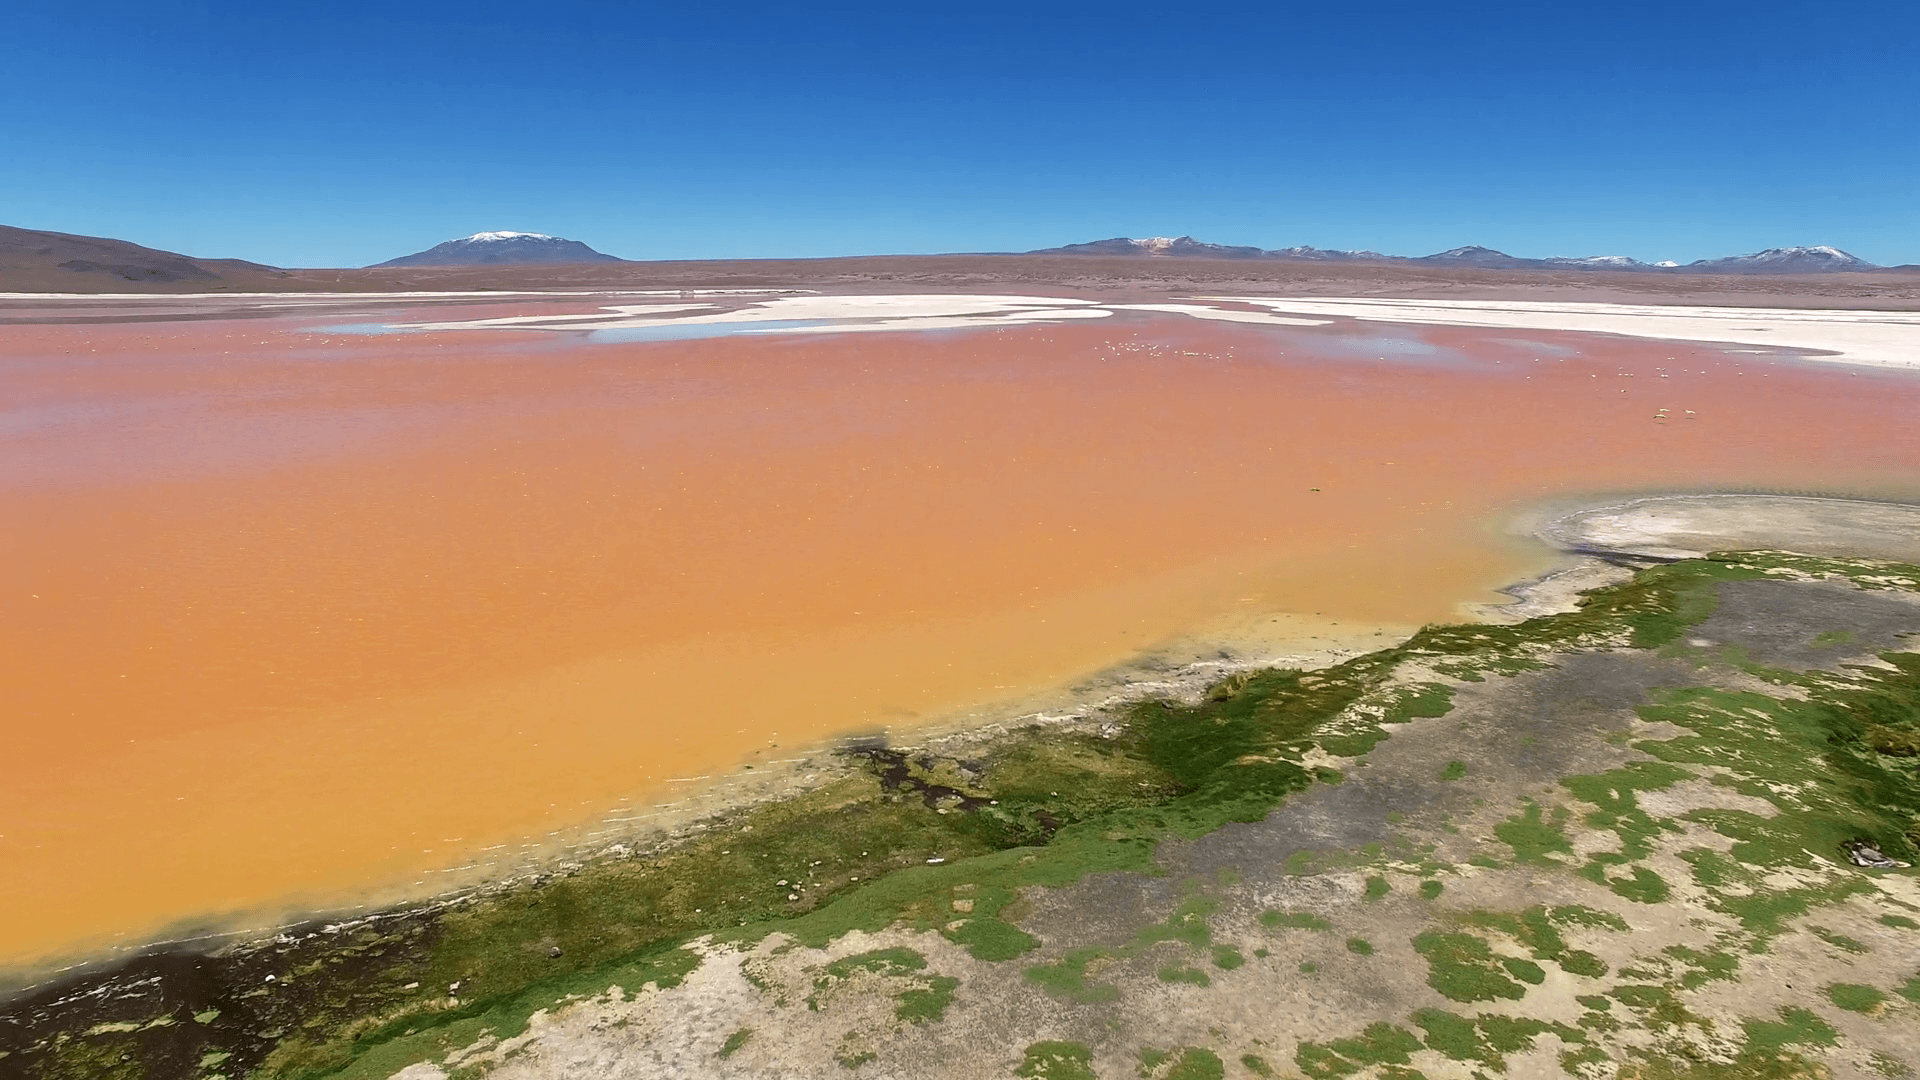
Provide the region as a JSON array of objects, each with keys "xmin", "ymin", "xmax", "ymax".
[{"xmin": 3, "ymin": 305, "xmax": 1919, "ymax": 967}]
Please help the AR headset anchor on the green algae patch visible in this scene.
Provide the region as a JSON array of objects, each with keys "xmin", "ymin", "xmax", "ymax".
[
  {"xmin": 1024, "ymin": 947, "xmax": 1121, "ymax": 1004},
  {"xmin": 1412, "ymin": 932, "xmax": 1528, "ymax": 1002},
  {"xmin": 1826, "ymin": 982, "xmax": 1888, "ymax": 1013},
  {"xmin": 1017, "ymin": 1041, "xmax": 1096, "ymax": 1080},
  {"xmin": 1144, "ymin": 1047, "xmax": 1225, "ymax": 1080},
  {"xmin": 1259, "ymin": 910, "xmax": 1332, "ymax": 931},
  {"xmin": 1411, "ymin": 1008, "xmax": 1583, "ymax": 1071},
  {"xmin": 1297, "ymin": 1023, "xmax": 1421, "ymax": 1079},
  {"xmin": 806, "ymin": 947, "xmax": 958, "ymax": 1024},
  {"xmin": 1496, "ymin": 800, "xmax": 1573, "ymax": 864}
]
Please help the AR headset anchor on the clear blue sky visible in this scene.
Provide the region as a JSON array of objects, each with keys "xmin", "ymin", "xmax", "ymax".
[{"xmin": 3, "ymin": 0, "xmax": 1915, "ymax": 267}]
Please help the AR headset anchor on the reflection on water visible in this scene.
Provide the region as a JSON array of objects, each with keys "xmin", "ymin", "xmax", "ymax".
[
  {"xmin": 587, "ymin": 319, "xmax": 834, "ymax": 343},
  {"xmin": 309, "ymin": 322, "xmax": 423, "ymax": 335},
  {"xmin": 3, "ymin": 311, "xmax": 1919, "ymax": 968}
]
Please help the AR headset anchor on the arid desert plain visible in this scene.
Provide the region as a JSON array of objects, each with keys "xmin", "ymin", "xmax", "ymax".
[{"xmin": 4, "ymin": 262, "xmax": 1920, "ymax": 1080}]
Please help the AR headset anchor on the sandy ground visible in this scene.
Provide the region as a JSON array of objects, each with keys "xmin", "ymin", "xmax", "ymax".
[{"xmin": 6, "ymin": 292, "xmax": 1920, "ymax": 976}]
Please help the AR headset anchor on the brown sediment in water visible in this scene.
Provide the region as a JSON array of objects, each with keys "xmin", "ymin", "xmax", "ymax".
[{"xmin": 3, "ymin": 309, "xmax": 1919, "ymax": 967}]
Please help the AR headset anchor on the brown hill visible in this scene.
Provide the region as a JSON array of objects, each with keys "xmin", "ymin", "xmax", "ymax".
[{"xmin": 0, "ymin": 224, "xmax": 295, "ymax": 292}]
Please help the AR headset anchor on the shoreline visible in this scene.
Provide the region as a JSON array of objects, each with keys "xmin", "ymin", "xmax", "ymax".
[{"xmin": 13, "ymin": 489, "xmax": 1914, "ymax": 1001}]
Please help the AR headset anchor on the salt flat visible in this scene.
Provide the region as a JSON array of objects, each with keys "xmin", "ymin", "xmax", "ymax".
[
  {"xmin": 1198, "ymin": 296, "xmax": 1920, "ymax": 369},
  {"xmin": 377, "ymin": 292, "xmax": 1920, "ymax": 369}
]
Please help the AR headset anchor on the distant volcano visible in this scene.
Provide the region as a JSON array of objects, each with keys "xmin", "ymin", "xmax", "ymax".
[
  {"xmin": 1682, "ymin": 246, "xmax": 1879, "ymax": 273},
  {"xmin": 370, "ymin": 231, "xmax": 623, "ymax": 268}
]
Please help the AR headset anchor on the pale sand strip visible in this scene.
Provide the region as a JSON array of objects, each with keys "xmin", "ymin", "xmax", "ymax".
[
  {"xmin": 396, "ymin": 293, "xmax": 1103, "ymax": 333},
  {"xmin": 1533, "ymin": 493, "xmax": 1920, "ymax": 562},
  {"xmin": 1193, "ymin": 296, "xmax": 1920, "ymax": 369}
]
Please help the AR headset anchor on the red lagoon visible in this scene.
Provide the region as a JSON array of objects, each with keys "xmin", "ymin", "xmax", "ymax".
[{"xmin": 3, "ymin": 309, "xmax": 1918, "ymax": 965}]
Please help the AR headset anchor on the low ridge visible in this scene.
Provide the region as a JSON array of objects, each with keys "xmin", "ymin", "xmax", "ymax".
[{"xmin": 0, "ymin": 223, "xmax": 288, "ymax": 292}]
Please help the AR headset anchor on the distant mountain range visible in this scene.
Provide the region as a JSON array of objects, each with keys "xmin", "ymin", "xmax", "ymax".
[
  {"xmin": 1, "ymin": 223, "xmax": 1910, "ymax": 293},
  {"xmin": 370, "ymin": 232, "xmax": 623, "ymax": 268},
  {"xmin": 1028, "ymin": 236, "xmax": 1883, "ymax": 273}
]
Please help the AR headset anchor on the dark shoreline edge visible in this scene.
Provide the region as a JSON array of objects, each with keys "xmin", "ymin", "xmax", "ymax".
[{"xmin": 7, "ymin": 546, "xmax": 1918, "ymax": 1080}]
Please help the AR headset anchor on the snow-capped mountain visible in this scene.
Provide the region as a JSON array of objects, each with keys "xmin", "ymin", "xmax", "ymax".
[
  {"xmin": 1033, "ymin": 236, "xmax": 1268, "ymax": 258},
  {"xmin": 370, "ymin": 231, "xmax": 623, "ymax": 268},
  {"xmin": 1027, "ymin": 237, "xmax": 1885, "ymax": 273},
  {"xmin": 1683, "ymin": 246, "xmax": 1878, "ymax": 273},
  {"xmin": 1540, "ymin": 255, "xmax": 1653, "ymax": 269},
  {"xmin": 1030, "ymin": 237, "xmax": 1395, "ymax": 261},
  {"xmin": 1266, "ymin": 245, "xmax": 1395, "ymax": 261}
]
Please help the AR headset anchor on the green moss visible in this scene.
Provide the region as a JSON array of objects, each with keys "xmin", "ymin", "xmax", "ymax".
[
  {"xmin": 1241, "ymin": 1053, "xmax": 1277, "ymax": 1078},
  {"xmin": 820, "ymin": 946, "xmax": 926, "ymax": 980},
  {"xmin": 1412, "ymin": 932, "xmax": 1527, "ymax": 1002},
  {"xmin": 1496, "ymin": 800, "xmax": 1572, "ymax": 864},
  {"xmin": 1023, "ymin": 947, "xmax": 1120, "ymax": 1004},
  {"xmin": 1363, "ymin": 876, "xmax": 1390, "ymax": 902},
  {"xmin": 1419, "ymin": 880, "xmax": 1444, "ymax": 900},
  {"xmin": 1411, "ymin": 1008, "xmax": 1580, "ymax": 1070},
  {"xmin": 1017, "ymin": 1041, "xmax": 1096, "ymax": 1080},
  {"xmin": 1880, "ymin": 914, "xmax": 1918, "ymax": 929},
  {"xmin": 1163, "ymin": 1047, "xmax": 1225, "ymax": 1080},
  {"xmin": 1211, "ymin": 946, "xmax": 1245, "ymax": 970},
  {"xmin": 1135, "ymin": 895, "xmax": 1217, "ymax": 950},
  {"xmin": 1440, "ymin": 761, "xmax": 1468, "ymax": 781},
  {"xmin": 1743, "ymin": 1007, "xmax": 1839, "ymax": 1057},
  {"xmin": 1560, "ymin": 950, "xmax": 1608, "ymax": 978},
  {"xmin": 1810, "ymin": 926, "xmax": 1870, "ymax": 954},
  {"xmin": 718, "ymin": 1028, "xmax": 752, "ymax": 1058},
  {"xmin": 1385, "ymin": 683, "xmax": 1456, "ymax": 723},
  {"xmin": 1826, "ymin": 983, "xmax": 1888, "ymax": 1013},
  {"xmin": 1345, "ymin": 938, "xmax": 1374, "ymax": 956},
  {"xmin": 1561, "ymin": 1043, "xmax": 1611, "ymax": 1077},
  {"xmin": 1665, "ymin": 945, "xmax": 1739, "ymax": 989},
  {"xmin": 1500, "ymin": 957, "xmax": 1547, "ymax": 984},
  {"xmin": 1298, "ymin": 1023, "xmax": 1420, "ymax": 1078},
  {"xmin": 1607, "ymin": 866, "xmax": 1671, "ymax": 904},
  {"xmin": 894, "ymin": 976, "xmax": 958, "ymax": 1023},
  {"xmin": 1900, "ymin": 977, "xmax": 1920, "ymax": 1004},
  {"xmin": 1259, "ymin": 911, "xmax": 1331, "ymax": 931},
  {"xmin": 1158, "ymin": 966, "xmax": 1211, "ymax": 987},
  {"xmin": 1412, "ymin": 1008, "xmax": 1485, "ymax": 1062},
  {"xmin": 1609, "ymin": 984, "xmax": 1704, "ymax": 1030}
]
